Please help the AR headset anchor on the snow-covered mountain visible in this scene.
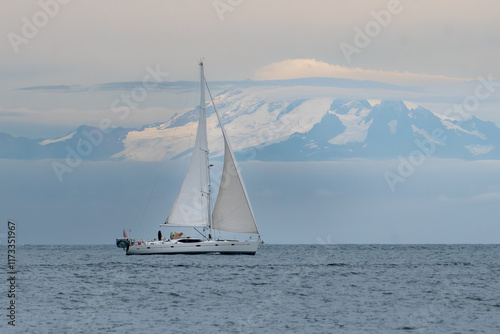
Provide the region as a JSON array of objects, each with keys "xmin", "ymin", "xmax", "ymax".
[
  {"xmin": 2, "ymin": 87, "xmax": 500, "ymax": 161},
  {"xmin": 0, "ymin": 125, "xmax": 128, "ymax": 160}
]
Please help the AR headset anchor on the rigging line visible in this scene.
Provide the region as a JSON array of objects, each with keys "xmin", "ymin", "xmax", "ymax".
[
  {"xmin": 194, "ymin": 227, "xmax": 209, "ymax": 240},
  {"xmin": 138, "ymin": 70, "xmax": 199, "ymax": 228},
  {"xmin": 204, "ymin": 75, "xmax": 231, "ymax": 149},
  {"xmin": 204, "ymin": 76, "xmax": 219, "ymax": 126},
  {"xmin": 204, "ymin": 76, "xmax": 259, "ymax": 234},
  {"xmin": 204, "ymin": 77, "xmax": 223, "ymax": 239},
  {"xmin": 202, "ymin": 76, "xmax": 218, "ymax": 222}
]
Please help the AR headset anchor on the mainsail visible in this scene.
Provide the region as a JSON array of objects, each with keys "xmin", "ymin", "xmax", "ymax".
[
  {"xmin": 165, "ymin": 61, "xmax": 258, "ymax": 235},
  {"xmin": 165, "ymin": 63, "xmax": 210, "ymax": 227}
]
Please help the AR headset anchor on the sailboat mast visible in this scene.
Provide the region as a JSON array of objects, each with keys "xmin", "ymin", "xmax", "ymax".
[{"xmin": 199, "ymin": 61, "xmax": 213, "ymax": 240}]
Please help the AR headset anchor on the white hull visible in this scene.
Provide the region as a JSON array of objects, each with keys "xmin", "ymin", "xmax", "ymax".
[{"xmin": 126, "ymin": 239, "xmax": 259, "ymax": 255}]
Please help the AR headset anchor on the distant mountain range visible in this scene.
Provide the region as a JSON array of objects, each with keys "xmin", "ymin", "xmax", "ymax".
[
  {"xmin": 2, "ymin": 87, "xmax": 499, "ymax": 161},
  {"xmin": 0, "ymin": 125, "xmax": 129, "ymax": 160}
]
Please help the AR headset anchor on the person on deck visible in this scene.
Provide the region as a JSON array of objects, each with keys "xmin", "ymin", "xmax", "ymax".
[{"xmin": 158, "ymin": 230, "xmax": 162, "ymax": 241}]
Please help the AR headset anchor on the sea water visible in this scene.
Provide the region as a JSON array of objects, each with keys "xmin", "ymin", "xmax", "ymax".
[{"xmin": 2, "ymin": 244, "xmax": 500, "ymax": 333}]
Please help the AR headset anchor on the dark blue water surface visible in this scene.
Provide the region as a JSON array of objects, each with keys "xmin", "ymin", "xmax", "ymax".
[{"xmin": 3, "ymin": 244, "xmax": 500, "ymax": 333}]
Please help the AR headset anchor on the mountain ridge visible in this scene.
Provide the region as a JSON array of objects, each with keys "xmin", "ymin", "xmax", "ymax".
[{"xmin": 1, "ymin": 88, "xmax": 499, "ymax": 161}]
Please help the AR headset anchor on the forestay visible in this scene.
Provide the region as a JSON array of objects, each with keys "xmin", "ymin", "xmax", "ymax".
[{"xmin": 211, "ymin": 117, "xmax": 259, "ymax": 234}]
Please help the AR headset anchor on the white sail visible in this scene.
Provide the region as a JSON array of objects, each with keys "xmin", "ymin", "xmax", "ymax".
[
  {"xmin": 165, "ymin": 63, "xmax": 210, "ymax": 227},
  {"xmin": 212, "ymin": 119, "xmax": 259, "ymax": 234},
  {"xmin": 122, "ymin": 61, "xmax": 260, "ymax": 256}
]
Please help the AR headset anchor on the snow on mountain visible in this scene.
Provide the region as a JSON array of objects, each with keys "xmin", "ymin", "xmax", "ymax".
[
  {"xmin": 402, "ymin": 101, "xmax": 418, "ymax": 110},
  {"xmin": 2, "ymin": 86, "xmax": 500, "ymax": 161},
  {"xmin": 39, "ymin": 131, "xmax": 77, "ymax": 146},
  {"xmin": 328, "ymin": 101, "xmax": 372, "ymax": 145},
  {"xmin": 114, "ymin": 89, "xmax": 333, "ymax": 161},
  {"xmin": 367, "ymin": 99, "xmax": 381, "ymax": 107},
  {"xmin": 465, "ymin": 144, "xmax": 494, "ymax": 156},
  {"xmin": 112, "ymin": 87, "xmax": 500, "ymax": 161}
]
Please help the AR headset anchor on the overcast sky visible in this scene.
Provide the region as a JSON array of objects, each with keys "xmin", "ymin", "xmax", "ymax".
[
  {"xmin": 1, "ymin": 1, "xmax": 500, "ymax": 244},
  {"xmin": 2, "ymin": 0, "xmax": 500, "ymax": 138},
  {"xmin": 1, "ymin": 0, "xmax": 499, "ymax": 87}
]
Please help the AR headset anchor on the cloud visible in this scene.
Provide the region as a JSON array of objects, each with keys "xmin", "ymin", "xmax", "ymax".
[{"xmin": 254, "ymin": 59, "xmax": 470, "ymax": 86}]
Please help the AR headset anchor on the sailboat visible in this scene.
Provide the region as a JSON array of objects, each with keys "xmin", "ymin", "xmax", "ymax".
[{"xmin": 117, "ymin": 61, "xmax": 261, "ymax": 255}]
